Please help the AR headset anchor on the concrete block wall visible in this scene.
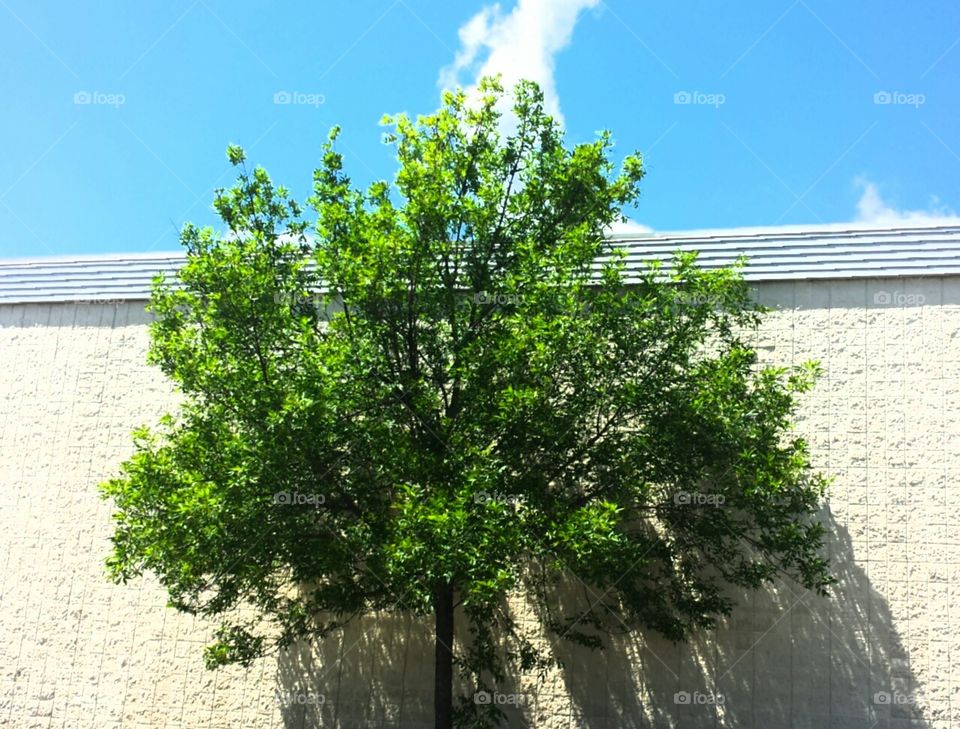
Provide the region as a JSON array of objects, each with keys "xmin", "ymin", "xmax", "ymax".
[{"xmin": 0, "ymin": 277, "xmax": 958, "ymax": 728}]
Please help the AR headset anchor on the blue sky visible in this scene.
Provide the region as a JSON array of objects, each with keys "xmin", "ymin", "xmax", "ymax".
[{"xmin": 1, "ymin": 0, "xmax": 959, "ymax": 257}]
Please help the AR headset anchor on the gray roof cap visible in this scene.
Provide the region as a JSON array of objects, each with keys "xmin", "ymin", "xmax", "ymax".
[{"xmin": 3, "ymin": 223, "xmax": 960, "ymax": 304}]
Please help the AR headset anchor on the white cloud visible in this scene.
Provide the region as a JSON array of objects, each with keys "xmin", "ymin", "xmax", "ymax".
[
  {"xmin": 439, "ymin": 0, "xmax": 600, "ymax": 127},
  {"xmin": 854, "ymin": 177, "xmax": 960, "ymax": 225},
  {"xmin": 608, "ymin": 218, "xmax": 654, "ymax": 236}
]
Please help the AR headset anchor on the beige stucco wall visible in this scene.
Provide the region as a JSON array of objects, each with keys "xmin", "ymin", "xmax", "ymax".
[{"xmin": 1, "ymin": 276, "xmax": 959, "ymax": 728}]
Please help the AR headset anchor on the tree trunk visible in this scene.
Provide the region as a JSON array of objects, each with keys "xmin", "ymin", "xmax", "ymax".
[{"xmin": 434, "ymin": 581, "xmax": 455, "ymax": 729}]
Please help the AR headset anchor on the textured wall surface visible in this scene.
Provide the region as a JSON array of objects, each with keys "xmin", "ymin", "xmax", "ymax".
[{"xmin": 1, "ymin": 277, "xmax": 958, "ymax": 728}]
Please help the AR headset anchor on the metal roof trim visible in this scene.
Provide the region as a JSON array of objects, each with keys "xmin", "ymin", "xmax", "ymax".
[{"xmin": 3, "ymin": 223, "xmax": 960, "ymax": 304}]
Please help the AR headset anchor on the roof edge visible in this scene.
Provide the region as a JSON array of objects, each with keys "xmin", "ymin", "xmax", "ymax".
[{"xmin": 4, "ymin": 222, "xmax": 960, "ymax": 304}]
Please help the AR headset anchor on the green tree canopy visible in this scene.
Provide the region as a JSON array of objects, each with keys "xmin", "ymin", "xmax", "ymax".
[{"xmin": 102, "ymin": 78, "xmax": 832, "ymax": 729}]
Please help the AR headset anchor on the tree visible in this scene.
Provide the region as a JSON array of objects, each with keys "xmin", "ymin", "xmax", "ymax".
[{"xmin": 101, "ymin": 78, "xmax": 833, "ymax": 729}]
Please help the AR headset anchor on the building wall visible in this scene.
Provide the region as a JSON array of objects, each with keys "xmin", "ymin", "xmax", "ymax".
[{"xmin": 1, "ymin": 277, "xmax": 959, "ymax": 728}]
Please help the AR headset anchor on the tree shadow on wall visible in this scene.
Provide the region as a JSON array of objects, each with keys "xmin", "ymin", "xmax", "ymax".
[
  {"xmin": 275, "ymin": 606, "xmax": 534, "ymax": 729},
  {"xmin": 542, "ymin": 506, "xmax": 929, "ymax": 729},
  {"xmin": 276, "ymin": 610, "xmax": 433, "ymax": 729},
  {"xmin": 275, "ymin": 508, "xmax": 929, "ymax": 729}
]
